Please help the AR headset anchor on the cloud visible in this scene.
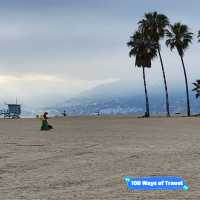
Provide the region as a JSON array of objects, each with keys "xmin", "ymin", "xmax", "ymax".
[
  {"xmin": 0, "ymin": 0, "xmax": 199, "ymax": 107},
  {"xmin": 0, "ymin": 74, "xmax": 119, "ymax": 107}
]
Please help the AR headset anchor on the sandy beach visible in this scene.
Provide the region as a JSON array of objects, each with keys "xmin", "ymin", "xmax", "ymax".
[{"xmin": 0, "ymin": 116, "xmax": 199, "ymax": 199}]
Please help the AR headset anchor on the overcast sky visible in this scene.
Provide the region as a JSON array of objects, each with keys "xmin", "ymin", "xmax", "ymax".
[{"xmin": 0, "ymin": 0, "xmax": 200, "ymax": 106}]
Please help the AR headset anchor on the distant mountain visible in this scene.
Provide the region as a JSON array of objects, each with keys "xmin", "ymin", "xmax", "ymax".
[{"xmin": 44, "ymin": 80, "xmax": 200, "ymax": 116}]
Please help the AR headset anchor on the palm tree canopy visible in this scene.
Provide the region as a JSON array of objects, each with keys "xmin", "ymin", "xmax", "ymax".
[
  {"xmin": 127, "ymin": 31, "xmax": 158, "ymax": 68},
  {"xmin": 198, "ymin": 30, "xmax": 200, "ymax": 42},
  {"xmin": 192, "ymin": 80, "xmax": 200, "ymax": 98},
  {"xmin": 138, "ymin": 11, "xmax": 169, "ymax": 43},
  {"xmin": 165, "ymin": 22, "xmax": 193, "ymax": 57}
]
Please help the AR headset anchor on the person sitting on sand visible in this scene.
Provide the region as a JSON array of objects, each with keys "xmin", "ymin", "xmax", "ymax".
[{"xmin": 40, "ymin": 112, "xmax": 53, "ymax": 131}]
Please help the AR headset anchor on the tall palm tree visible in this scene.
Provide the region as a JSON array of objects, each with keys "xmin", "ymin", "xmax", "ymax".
[
  {"xmin": 166, "ymin": 22, "xmax": 193, "ymax": 116},
  {"xmin": 138, "ymin": 12, "xmax": 170, "ymax": 117},
  {"xmin": 127, "ymin": 31, "xmax": 157, "ymax": 117}
]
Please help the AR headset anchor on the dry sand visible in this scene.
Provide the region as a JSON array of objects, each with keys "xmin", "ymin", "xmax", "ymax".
[{"xmin": 0, "ymin": 116, "xmax": 200, "ymax": 200}]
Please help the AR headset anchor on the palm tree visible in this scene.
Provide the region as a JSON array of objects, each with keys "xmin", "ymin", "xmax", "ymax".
[
  {"xmin": 138, "ymin": 12, "xmax": 170, "ymax": 117},
  {"xmin": 127, "ymin": 31, "xmax": 157, "ymax": 117},
  {"xmin": 166, "ymin": 22, "xmax": 193, "ymax": 116}
]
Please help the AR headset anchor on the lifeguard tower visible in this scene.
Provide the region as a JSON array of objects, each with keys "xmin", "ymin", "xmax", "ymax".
[{"xmin": 0, "ymin": 104, "xmax": 21, "ymax": 119}]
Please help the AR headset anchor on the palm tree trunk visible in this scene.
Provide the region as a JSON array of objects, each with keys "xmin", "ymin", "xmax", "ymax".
[
  {"xmin": 142, "ymin": 67, "xmax": 150, "ymax": 117},
  {"xmin": 158, "ymin": 48, "xmax": 170, "ymax": 117},
  {"xmin": 180, "ymin": 55, "xmax": 191, "ymax": 116}
]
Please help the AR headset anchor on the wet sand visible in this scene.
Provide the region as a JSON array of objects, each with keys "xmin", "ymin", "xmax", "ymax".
[{"xmin": 0, "ymin": 116, "xmax": 199, "ymax": 199}]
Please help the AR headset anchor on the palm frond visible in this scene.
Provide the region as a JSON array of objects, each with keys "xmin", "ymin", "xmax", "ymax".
[
  {"xmin": 197, "ymin": 30, "xmax": 200, "ymax": 42},
  {"xmin": 165, "ymin": 22, "xmax": 193, "ymax": 56},
  {"xmin": 138, "ymin": 11, "xmax": 169, "ymax": 42},
  {"xmin": 127, "ymin": 30, "xmax": 158, "ymax": 68},
  {"xmin": 192, "ymin": 80, "xmax": 200, "ymax": 98}
]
